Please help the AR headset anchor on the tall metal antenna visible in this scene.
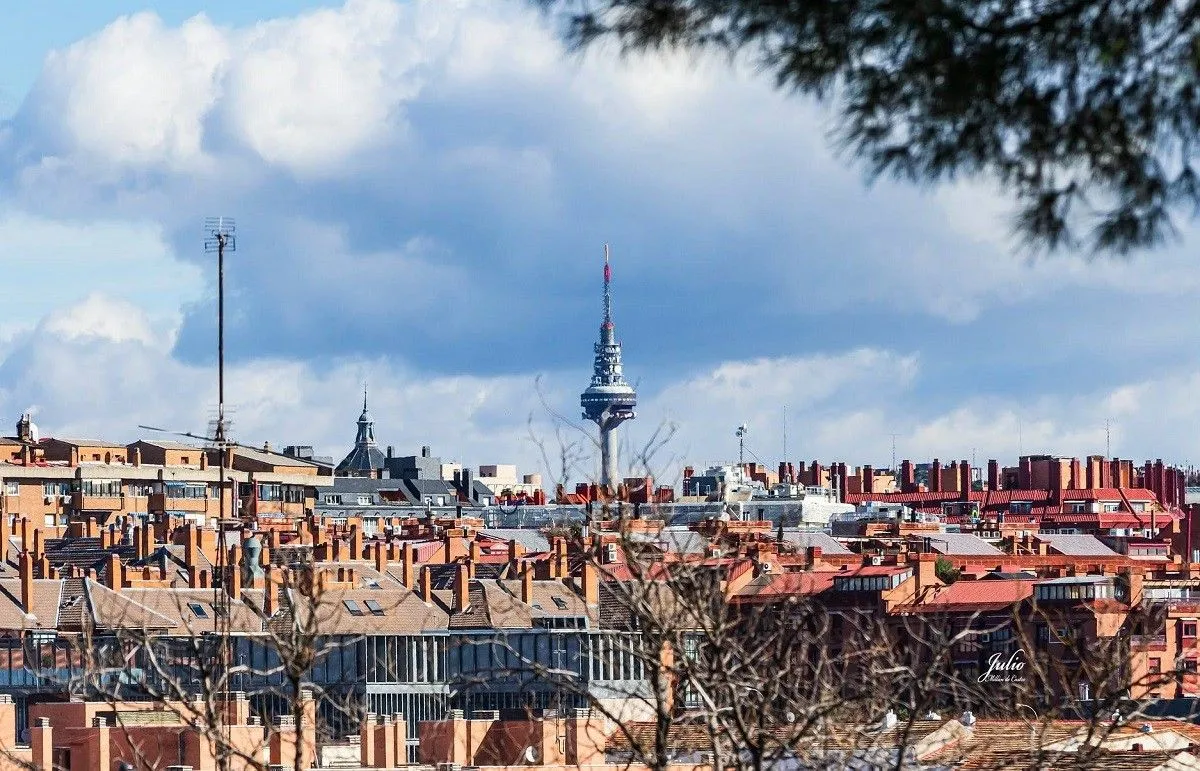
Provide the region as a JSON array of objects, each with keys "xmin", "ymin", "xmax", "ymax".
[
  {"xmin": 890, "ymin": 433, "xmax": 898, "ymax": 471},
  {"xmin": 1106, "ymin": 418, "xmax": 1113, "ymax": 458},
  {"xmin": 736, "ymin": 424, "xmax": 748, "ymax": 467},
  {"xmin": 204, "ymin": 217, "xmax": 236, "ymax": 445},
  {"xmin": 204, "ymin": 216, "xmax": 236, "ymax": 771}
]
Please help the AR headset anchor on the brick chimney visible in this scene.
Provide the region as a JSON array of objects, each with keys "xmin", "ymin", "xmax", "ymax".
[
  {"xmin": 987, "ymin": 459, "xmax": 1000, "ymax": 491},
  {"xmin": 900, "ymin": 460, "xmax": 915, "ymax": 493},
  {"xmin": 350, "ymin": 524, "xmax": 362, "ymax": 560},
  {"xmin": 419, "ymin": 565, "xmax": 432, "ymax": 604},
  {"xmin": 401, "ymin": 543, "xmax": 416, "ymax": 590},
  {"xmin": 521, "ymin": 565, "xmax": 534, "ymax": 605},
  {"xmin": 930, "ymin": 459, "xmax": 942, "ymax": 492},
  {"xmin": 960, "ymin": 460, "xmax": 971, "ymax": 500},
  {"xmin": 19, "ymin": 552, "xmax": 32, "ymax": 616},
  {"xmin": 582, "ymin": 563, "xmax": 599, "ymax": 606},
  {"xmin": 453, "ymin": 563, "xmax": 469, "ymax": 612},
  {"xmin": 373, "ymin": 542, "xmax": 387, "ymax": 574},
  {"xmin": 862, "ymin": 465, "xmax": 874, "ymax": 495},
  {"xmin": 106, "ymin": 552, "xmax": 123, "ymax": 591}
]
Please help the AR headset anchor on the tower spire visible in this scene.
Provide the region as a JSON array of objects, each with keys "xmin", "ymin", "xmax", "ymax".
[
  {"xmin": 603, "ymin": 243, "xmax": 613, "ymax": 328},
  {"xmin": 363, "ymin": 382, "xmax": 369, "ymax": 414}
]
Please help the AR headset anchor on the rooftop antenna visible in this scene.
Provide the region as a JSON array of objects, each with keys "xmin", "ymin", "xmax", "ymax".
[
  {"xmin": 1106, "ymin": 418, "xmax": 1113, "ymax": 458},
  {"xmin": 203, "ymin": 216, "xmax": 236, "ymax": 771},
  {"xmin": 736, "ymin": 424, "xmax": 748, "ymax": 467},
  {"xmin": 890, "ymin": 433, "xmax": 898, "ymax": 472}
]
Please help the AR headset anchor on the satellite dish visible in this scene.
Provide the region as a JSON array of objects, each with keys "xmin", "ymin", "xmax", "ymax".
[
  {"xmin": 785, "ymin": 711, "xmax": 797, "ymax": 723},
  {"xmin": 523, "ymin": 746, "xmax": 539, "ymax": 764}
]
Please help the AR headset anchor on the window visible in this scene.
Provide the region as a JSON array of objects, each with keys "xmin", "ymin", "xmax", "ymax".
[
  {"xmin": 1103, "ymin": 502, "xmax": 1121, "ymax": 512},
  {"xmin": 257, "ymin": 484, "xmax": 282, "ymax": 501},
  {"xmin": 180, "ymin": 456, "xmax": 190, "ymax": 465},
  {"xmin": 166, "ymin": 483, "xmax": 207, "ymax": 500},
  {"xmin": 3, "ymin": 482, "xmax": 17, "ymax": 496},
  {"xmin": 283, "ymin": 486, "xmax": 304, "ymax": 504},
  {"xmin": 1150, "ymin": 658, "xmax": 1162, "ymax": 673},
  {"xmin": 1184, "ymin": 623, "xmax": 1197, "ymax": 638},
  {"xmin": 43, "ymin": 515, "xmax": 54, "ymax": 528},
  {"xmin": 363, "ymin": 599, "xmax": 384, "ymax": 616},
  {"xmin": 41, "ymin": 482, "xmax": 69, "ymax": 496},
  {"xmin": 357, "ymin": 495, "xmax": 371, "ymax": 506},
  {"xmin": 1184, "ymin": 659, "xmax": 1198, "ymax": 673},
  {"xmin": 188, "ymin": 603, "xmax": 209, "ymax": 619},
  {"xmin": 79, "ymin": 479, "xmax": 121, "ymax": 497},
  {"xmin": 552, "ymin": 597, "xmax": 569, "ymax": 610},
  {"xmin": 343, "ymin": 600, "xmax": 364, "ymax": 617},
  {"xmin": 129, "ymin": 483, "xmax": 154, "ymax": 497}
]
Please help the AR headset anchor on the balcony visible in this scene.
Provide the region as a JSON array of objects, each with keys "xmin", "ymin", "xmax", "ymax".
[
  {"xmin": 1131, "ymin": 634, "xmax": 1168, "ymax": 651},
  {"xmin": 71, "ymin": 492, "xmax": 125, "ymax": 512},
  {"xmin": 148, "ymin": 494, "xmax": 212, "ymax": 513}
]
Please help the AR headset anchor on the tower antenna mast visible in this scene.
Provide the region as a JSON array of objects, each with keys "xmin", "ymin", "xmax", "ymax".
[
  {"xmin": 580, "ymin": 244, "xmax": 637, "ymax": 492},
  {"xmin": 203, "ymin": 216, "xmax": 236, "ymax": 771}
]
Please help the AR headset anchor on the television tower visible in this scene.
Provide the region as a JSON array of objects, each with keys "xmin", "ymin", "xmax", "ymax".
[{"xmin": 580, "ymin": 244, "xmax": 637, "ymax": 490}]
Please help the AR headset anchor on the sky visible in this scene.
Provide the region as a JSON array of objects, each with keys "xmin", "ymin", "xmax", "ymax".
[{"xmin": 1, "ymin": 0, "xmax": 1198, "ymax": 487}]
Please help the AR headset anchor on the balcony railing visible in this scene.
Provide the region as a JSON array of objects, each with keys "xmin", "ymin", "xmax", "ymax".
[{"xmin": 1131, "ymin": 634, "xmax": 1168, "ymax": 650}]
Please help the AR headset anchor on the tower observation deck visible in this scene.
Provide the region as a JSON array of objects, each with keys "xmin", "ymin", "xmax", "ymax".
[{"xmin": 580, "ymin": 244, "xmax": 637, "ymax": 489}]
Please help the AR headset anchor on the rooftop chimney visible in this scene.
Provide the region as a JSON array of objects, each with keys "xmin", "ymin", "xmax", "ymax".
[
  {"xmin": 19, "ymin": 552, "xmax": 32, "ymax": 616},
  {"xmin": 453, "ymin": 563, "xmax": 469, "ymax": 612},
  {"xmin": 521, "ymin": 565, "xmax": 534, "ymax": 605},
  {"xmin": 419, "ymin": 565, "xmax": 432, "ymax": 604},
  {"xmin": 401, "ymin": 543, "xmax": 416, "ymax": 590}
]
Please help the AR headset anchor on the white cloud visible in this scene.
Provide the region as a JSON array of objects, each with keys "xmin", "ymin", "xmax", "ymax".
[{"xmin": 29, "ymin": 12, "xmax": 227, "ymax": 169}]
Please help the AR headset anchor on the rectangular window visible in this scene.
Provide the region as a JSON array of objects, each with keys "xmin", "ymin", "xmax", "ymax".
[
  {"xmin": 166, "ymin": 483, "xmax": 207, "ymax": 500},
  {"xmin": 79, "ymin": 479, "xmax": 121, "ymax": 497},
  {"xmin": 1184, "ymin": 623, "xmax": 1197, "ymax": 638},
  {"xmin": 363, "ymin": 599, "xmax": 384, "ymax": 616},
  {"xmin": 41, "ymin": 482, "xmax": 69, "ymax": 496},
  {"xmin": 1150, "ymin": 658, "xmax": 1162, "ymax": 673},
  {"xmin": 343, "ymin": 600, "xmax": 364, "ymax": 617},
  {"xmin": 3, "ymin": 482, "xmax": 17, "ymax": 496},
  {"xmin": 257, "ymin": 484, "xmax": 282, "ymax": 501},
  {"xmin": 188, "ymin": 603, "xmax": 209, "ymax": 619}
]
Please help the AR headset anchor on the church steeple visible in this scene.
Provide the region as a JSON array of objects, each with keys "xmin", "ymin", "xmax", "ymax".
[
  {"xmin": 356, "ymin": 386, "xmax": 375, "ymax": 446},
  {"xmin": 336, "ymin": 385, "xmax": 387, "ymax": 477}
]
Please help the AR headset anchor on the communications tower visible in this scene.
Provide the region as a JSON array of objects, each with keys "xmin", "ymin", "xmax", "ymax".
[{"xmin": 580, "ymin": 245, "xmax": 637, "ymax": 489}]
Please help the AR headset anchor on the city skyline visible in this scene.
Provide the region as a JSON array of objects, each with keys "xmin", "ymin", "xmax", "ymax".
[{"xmin": 1, "ymin": 1, "xmax": 1200, "ymax": 478}]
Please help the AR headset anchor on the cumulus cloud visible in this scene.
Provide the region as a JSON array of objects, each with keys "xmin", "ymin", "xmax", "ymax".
[{"xmin": 1, "ymin": 0, "xmax": 1200, "ymax": 481}]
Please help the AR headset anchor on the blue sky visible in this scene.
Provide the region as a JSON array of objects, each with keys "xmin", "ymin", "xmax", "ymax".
[{"xmin": 0, "ymin": 0, "xmax": 1197, "ymax": 484}]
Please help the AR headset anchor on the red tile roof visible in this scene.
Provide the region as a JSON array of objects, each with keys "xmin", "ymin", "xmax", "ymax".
[{"xmin": 894, "ymin": 579, "xmax": 1035, "ymax": 614}]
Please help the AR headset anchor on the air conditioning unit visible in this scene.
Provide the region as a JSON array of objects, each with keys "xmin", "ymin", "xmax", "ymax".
[
  {"xmin": 60, "ymin": 495, "xmax": 70, "ymax": 504},
  {"xmin": 870, "ymin": 556, "xmax": 883, "ymax": 566},
  {"xmin": 760, "ymin": 562, "xmax": 773, "ymax": 573}
]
